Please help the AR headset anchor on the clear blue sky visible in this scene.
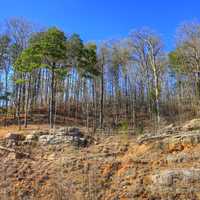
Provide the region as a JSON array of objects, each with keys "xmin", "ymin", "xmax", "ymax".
[{"xmin": 0, "ymin": 0, "xmax": 200, "ymax": 50}]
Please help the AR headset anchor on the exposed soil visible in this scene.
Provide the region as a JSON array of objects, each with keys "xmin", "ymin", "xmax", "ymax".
[{"xmin": 1, "ymin": 119, "xmax": 200, "ymax": 199}]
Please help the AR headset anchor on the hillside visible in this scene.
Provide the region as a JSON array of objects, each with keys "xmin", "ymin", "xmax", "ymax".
[
  {"xmin": 1, "ymin": 119, "xmax": 200, "ymax": 199},
  {"xmin": 1, "ymin": 2, "xmax": 200, "ymax": 200}
]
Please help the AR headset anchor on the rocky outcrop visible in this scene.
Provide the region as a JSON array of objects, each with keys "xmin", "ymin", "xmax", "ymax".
[
  {"xmin": 149, "ymin": 169, "xmax": 200, "ymax": 199},
  {"xmin": 152, "ymin": 169, "xmax": 200, "ymax": 186},
  {"xmin": 138, "ymin": 129, "xmax": 200, "ymax": 153},
  {"xmin": 166, "ymin": 152, "xmax": 193, "ymax": 164},
  {"xmin": 182, "ymin": 118, "xmax": 200, "ymax": 131},
  {"xmin": 23, "ymin": 127, "xmax": 90, "ymax": 147},
  {"xmin": 158, "ymin": 131, "xmax": 200, "ymax": 152},
  {"xmin": 5, "ymin": 133, "xmax": 25, "ymax": 147},
  {"xmin": 3, "ymin": 121, "xmax": 200, "ymax": 200}
]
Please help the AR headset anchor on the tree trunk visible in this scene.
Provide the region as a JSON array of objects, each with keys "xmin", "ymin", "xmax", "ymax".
[
  {"xmin": 4, "ymin": 68, "xmax": 8, "ymax": 127},
  {"xmin": 152, "ymin": 64, "xmax": 160, "ymax": 125},
  {"xmin": 24, "ymin": 75, "xmax": 31, "ymax": 128},
  {"xmin": 17, "ymin": 84, "xmax": 22, "ymax": 130},
  {"xmin": 100, "ymin": 64, "xmax": 104, "ymax": 129},
  {"xmin": 50, "ymin": 65, "xmax": 55, "ymax": 129}
]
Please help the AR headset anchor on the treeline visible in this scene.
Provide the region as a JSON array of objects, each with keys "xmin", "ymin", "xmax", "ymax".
[{"xmin": 0, "ymin": 17, "xmax": 199, "ymax": 130}]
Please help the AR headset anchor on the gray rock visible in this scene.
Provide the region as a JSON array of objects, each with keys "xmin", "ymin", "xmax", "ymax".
[
  {"xmin": 152, "ymin": 169, "xmax": 200, "ymax": 187},
  {"xmin": 58, "ymin": 127, "xmax": 68, "ymax": 133},
  {"xmin": 26, "ymin": 134, "xmax": 38, "ymax": 141},
  {"xmin": 38, "ymin": 134, "xmax": 86, "ymax": 146},
  {"xmin": 166, "ymin": 152, "xmax": 190, "ymax": 164},
  {"xmin": 23, "ymin": 134, "xmax": 39, "ymax": 145},
  {"xmin": 53, "ymin": 127, "xmax": 68, "ymax": 136},
  {"xmin": 50, "ymin": 136, "xmax": 69, "ymax": 145},
  {"xmin": 38, "ymin": 135, "xmax": 55, "ymax": 145},
  {"xmin": 37, "ymin": 127, "xmax": 90, "ymax": 147}
]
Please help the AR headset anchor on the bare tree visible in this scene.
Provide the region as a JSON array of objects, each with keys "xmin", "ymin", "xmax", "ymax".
[{"xmin": 129, "ymin": 28, "xmax": 166, "ymax": 126}]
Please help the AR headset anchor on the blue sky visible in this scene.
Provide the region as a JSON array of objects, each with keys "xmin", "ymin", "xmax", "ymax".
[{"xmin": 0, "ymin": 0, "xmax": 200, "ymax": 50}]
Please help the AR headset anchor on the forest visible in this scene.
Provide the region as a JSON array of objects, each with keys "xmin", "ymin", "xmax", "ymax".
[
  {"xmin": 2, "ymin": 10, "xmax": 200, "ymax": 199},
  {"xmin": 0, "ymin": 17, "xmax": 199, "ymax": 132}
]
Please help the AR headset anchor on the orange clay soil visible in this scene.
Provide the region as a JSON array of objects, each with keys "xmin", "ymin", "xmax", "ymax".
[{"xmin": 0, "ymin": 124, "xmax": 50, "ymax": 138}]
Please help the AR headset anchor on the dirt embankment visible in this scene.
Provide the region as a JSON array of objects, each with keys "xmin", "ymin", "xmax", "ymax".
[{"xmin": 1, "ymin": 119, "xmax": 200, "ymax": 199}]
